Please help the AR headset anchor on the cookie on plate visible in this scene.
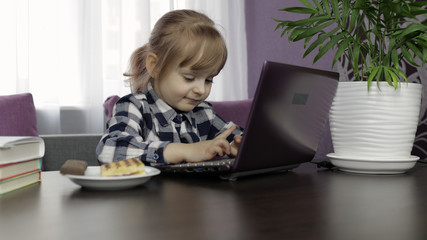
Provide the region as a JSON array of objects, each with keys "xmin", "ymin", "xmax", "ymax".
[{"xmin": 60, "ymin": 159, "xmax": 88, "ymax": 175}]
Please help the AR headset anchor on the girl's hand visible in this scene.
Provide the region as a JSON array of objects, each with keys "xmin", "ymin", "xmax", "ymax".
[
  {"xmin": 230, "ymin": 133, "xmax": 242, "ymax": 157},
  {"xmin": 164, "ymin": 124, "xmax": 239, "ymax": 163},
  {"xmin": 185, "ymin": 124, "xmax": 237, "ymax": 162}
]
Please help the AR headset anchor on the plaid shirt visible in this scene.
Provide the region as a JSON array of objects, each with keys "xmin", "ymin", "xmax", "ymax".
[{"xmin": 96, "ymin": 83, "xmax": 243, "ymax": 165}]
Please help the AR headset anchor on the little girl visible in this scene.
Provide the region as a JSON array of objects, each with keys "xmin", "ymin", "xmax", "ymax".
[{"xmin": 96, "ymin": 9, "xmax": 243, "ymax": 166}]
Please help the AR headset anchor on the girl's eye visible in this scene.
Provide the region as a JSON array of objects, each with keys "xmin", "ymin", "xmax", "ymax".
[
  {"xmin": 205, "ymin": 78, "xmax": 214, "ymax": 84},
  {"xmin": 184, "ymin": 76, "xmax": 195, "ymax": 81}
]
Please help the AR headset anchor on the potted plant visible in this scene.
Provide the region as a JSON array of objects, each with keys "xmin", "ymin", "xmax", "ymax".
[{"xmin": 275, "ymin": 0, "xmax": 427, "ymax": 174}]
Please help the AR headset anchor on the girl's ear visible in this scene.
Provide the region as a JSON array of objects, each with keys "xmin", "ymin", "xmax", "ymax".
[{"xmin": 146, "ymin": 53, "xmax": 158, "ymax": 78}]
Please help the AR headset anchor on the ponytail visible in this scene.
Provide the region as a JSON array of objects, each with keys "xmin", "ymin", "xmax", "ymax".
[{"xmin": 124, "ymin": 44, "xmax": 152, "ymax": 92}]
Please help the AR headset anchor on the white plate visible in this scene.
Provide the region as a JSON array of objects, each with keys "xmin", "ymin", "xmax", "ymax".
[
  {"xmin": 64, "ymin": 166, "xmax": 161, "ymax": 191},
  {"xmin": 327, "ymin": 153, "xmax": 419, "ymax": 175}
]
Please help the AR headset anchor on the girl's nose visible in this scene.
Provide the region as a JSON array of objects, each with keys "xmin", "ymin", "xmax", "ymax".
[{"xmin": 193, "ymin": 80, "xmax": 206, "ymax": 95}]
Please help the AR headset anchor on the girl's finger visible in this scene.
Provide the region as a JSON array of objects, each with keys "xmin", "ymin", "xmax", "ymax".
[{"xmin": 216, "ymin": 123, "xmax": 236, "ymax": 139}]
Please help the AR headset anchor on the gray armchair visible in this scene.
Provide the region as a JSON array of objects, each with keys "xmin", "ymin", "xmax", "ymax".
[{"xmin": 41, "ymin": 134, "xmax": 102, "ymax": 171}]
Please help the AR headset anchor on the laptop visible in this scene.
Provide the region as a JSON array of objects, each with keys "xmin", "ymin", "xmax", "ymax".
[{"xmin": 157, "ymin": 60, "xmax": 339, "ymax": 180}]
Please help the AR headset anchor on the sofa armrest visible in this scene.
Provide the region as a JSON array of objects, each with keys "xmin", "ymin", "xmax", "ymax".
[
  {"xmin": 41, "ymin": 134, "xmax": 102, "ymax": 171},
  {"xmin": 209, "ymin": 99, "xmax": 253, "ymax": 128}
]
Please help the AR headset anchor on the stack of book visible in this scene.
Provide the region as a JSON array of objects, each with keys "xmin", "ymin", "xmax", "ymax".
[{"xmin": 0, "ymin": 136, "xmax": 45, "ymax": 194}]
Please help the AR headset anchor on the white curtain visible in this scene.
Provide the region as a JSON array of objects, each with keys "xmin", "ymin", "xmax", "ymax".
[
  {"xmin": 174, "ymin": 0, "xmax": 248, "ymax": 102},
  {"xmin": 0, "ymin": 0, "xmax": 247, "ymax": 135}
]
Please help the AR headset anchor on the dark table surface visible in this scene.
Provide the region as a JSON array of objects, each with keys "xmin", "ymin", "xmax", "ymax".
[{"xmin": 1, "ymin": 162, "xmax": 427, "ymax": 240}]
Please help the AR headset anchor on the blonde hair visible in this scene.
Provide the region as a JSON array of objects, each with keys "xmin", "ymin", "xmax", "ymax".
[{"xmin": 124, "ymin": 9, "xmax": 228, "ymax": 92}]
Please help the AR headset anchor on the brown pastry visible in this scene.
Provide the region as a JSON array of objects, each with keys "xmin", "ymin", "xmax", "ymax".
[
  {"xmin": 100, "ymin": 158, "xmax": 145, "ymax": 177},
  {"xmin": 60, "ymin": 159, "xmax": 88, "ymax": 175}
]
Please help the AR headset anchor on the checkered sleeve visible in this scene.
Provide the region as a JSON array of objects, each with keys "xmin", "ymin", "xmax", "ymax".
[
  {"xmin": 96, "ymin": 94, "xmax": 169, "ymax": 165},
  {"xmin": 196, "ymin": 102, "xmax": 244, "ymax": 142}
]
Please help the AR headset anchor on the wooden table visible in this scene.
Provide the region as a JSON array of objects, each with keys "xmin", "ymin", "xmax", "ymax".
[{"xmin": 1, "ymin": 162, "xmax": 427, "ymax": 240}]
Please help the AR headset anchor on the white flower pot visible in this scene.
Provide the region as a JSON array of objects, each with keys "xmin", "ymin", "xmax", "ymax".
[{"xmin": 327, "ymin": 82, "xmax": 422, "ymax": 174}]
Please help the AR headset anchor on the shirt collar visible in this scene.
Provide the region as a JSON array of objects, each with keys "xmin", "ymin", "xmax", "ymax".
[{"xmin": 145, "ymin": 83, "xmax": 196, "ymax": 127}]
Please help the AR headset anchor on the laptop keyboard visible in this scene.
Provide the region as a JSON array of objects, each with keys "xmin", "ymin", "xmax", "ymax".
[{"xmin": 158, "ymin": 158, "xmax": 235, "ymax": 173}]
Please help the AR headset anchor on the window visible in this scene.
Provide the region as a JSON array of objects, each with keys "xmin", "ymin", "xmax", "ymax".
[{"xmin": 0, "ymin": 0, "xmax": 247, "ymax": 134}]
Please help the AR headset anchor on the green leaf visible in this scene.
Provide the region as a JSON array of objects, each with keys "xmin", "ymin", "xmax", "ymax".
[
  {"xmin": 279, "ymin": 7, "xmax": 317, "ymax": 14},
  {"xmin": 371, "ymin": 24, "xmax": 384, "ymax": 40},
  {"xmin": 332, "ymin": 38, "xmax": 351, "ymax": 67},
  {"xmin": 280, "ymin": 26, "xmax": 297, "ymax": 37},
  {"xmin": 288, "ymin": 28, "xmax": 306, "ymax": 41},
  {"xmin": 391, "ymin": 49, "xmax": 399, "ymax": 69},
  {"xmin": 322, "ymin": 0, "xmax": 332, "ymax": 16},
  {"xmin": 286, "ymin": 15, "xmax": 330, "ymax": 27},
  {"xmin": 414, "ymin": 37, "xmax": 427, "ymax": 48},
  {"xmin": 348, "ymin": 4, "xmax": 360, "ymax": 33},
  {"xmin": 299, "ymin": 0, "xmax": 317, "ymax": 11},
  {"xmin": 304, "ymin": 35, "xmax": 313, "ymax": 48},
  {"xmin": 342, "ymin": 0, "xmax": 350, "ymax": 27},
  {"xmin": 383, "ymin": 68, "xmax": 394, "ymax": 87},
  {"xmin": 407, "ymin": 8, "xmax": 427, "ymax": 16},
  {"xmin": 383, "ymin": 53, "xmax": 391, "ymax": 67},
  {"xmin": 354, "ymin": 11, "xmax": 366, "ymax": 35},
  {"xmin": 367, "ymin": 66, "xmax": 381, "ymax": 90},
  {"xmin": 393, "ymin": 67, "xmax": 408, "ymax": 82},
  {"xmin": 293, "ymin": 20, "xmax": 335, "ymax": 41},
  {"xmin": 401, "ymin": 46, "xmax": 419, "ymax": 66},
  {"xmin": 376, "ymin": 66, "xmax": 384, "ymax": 83},
  {"xmin": 388, "ymin": 68, "xmax": 401, "ymax": 89},
  {"xmin": 312, "ymin": 0, "xmax": 323, "ymax": 13},
  {"xmin": 388, "ymin": 38, "xmax": 396, "ymax": 52},
  {"xmin": 406, "ymin": 42, "xmax": 424, "ymax": 60},
  {"xmin": 396, "ymin": 23, "xmax": 427, "ymax": 38},
  {"xmin": 274, "ymin": 20, "xmax": 289, "ymax": 31},
  {"xmin": 352, "ymin": 43, "xmax": 361, "ymax": 80},
  {"xmin": 313, "ymin": 32, "xmax": 345, "ymax": 64},
  {"xmin": 331, "ymin": 0, "xmax": 340, "ymax": 21},
  {"xmin": 409, "ymin": 1, "xmax": 427, "ymax": 7},
  {"xmin": 303, "ymin": 27, "xmax": 340, "ymax": 58}
]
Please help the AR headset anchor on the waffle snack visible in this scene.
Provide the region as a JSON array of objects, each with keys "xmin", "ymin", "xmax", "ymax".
[{"xmin": 100, "ymin": 158, "xmax": 145, "ymax": 177}]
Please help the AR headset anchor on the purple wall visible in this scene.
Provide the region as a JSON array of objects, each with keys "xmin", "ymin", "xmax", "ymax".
[{"xmin": 245, "ymin": 0, "xmax": 336, "ymax": 97}]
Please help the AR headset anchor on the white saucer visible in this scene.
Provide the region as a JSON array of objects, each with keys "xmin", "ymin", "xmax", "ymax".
[
  {"xmin": 64, "ymin": 166, "xmax": 161, "ymax": 191},
  {"xmin": 326, "ymin": 153, "xmax": 419, "ymax": 174}
]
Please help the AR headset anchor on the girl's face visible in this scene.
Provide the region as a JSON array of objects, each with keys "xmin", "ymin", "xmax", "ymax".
[{"xmin": 153, "ymin": 64, "xmax": 214, "ymax": 112}]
